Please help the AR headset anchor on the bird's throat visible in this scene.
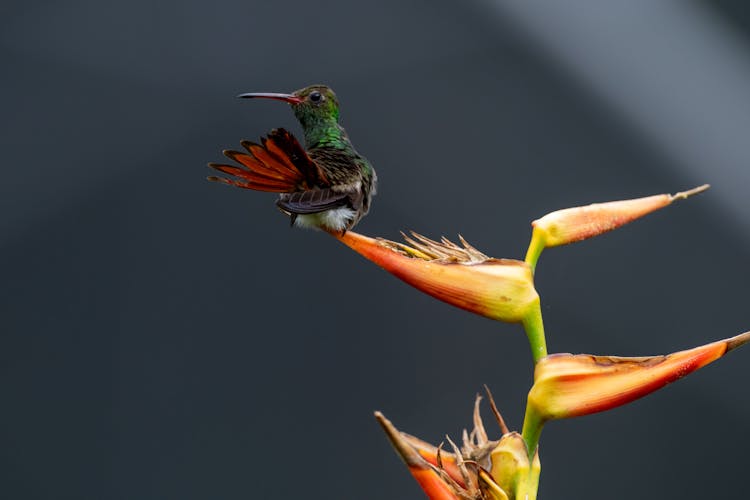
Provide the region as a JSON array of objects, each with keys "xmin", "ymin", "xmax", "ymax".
[{"xmin": 303, "ymin": 121, "xmax": 350, "ymax": 150}]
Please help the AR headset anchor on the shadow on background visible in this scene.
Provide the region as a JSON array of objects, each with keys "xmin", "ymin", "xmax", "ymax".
[{"xmin": 1, "ymin": 1, "xmax": 749, "ymax": 498}]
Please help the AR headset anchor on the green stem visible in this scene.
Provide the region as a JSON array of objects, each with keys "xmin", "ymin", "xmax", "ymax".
[
  {"xmin": 514, "ymin": 468, "xmax": 541, "ymax": 500},
  {"xmin": 522, "ymin": 300, "xmax": 547, "ymax": 363},
  {"xmin": 521, "ymin": 403, "xmax": 544, "ymax": 461},
  {"xmin": 524, "ymin": 228, "xmax": 546, "ymax": 274}
]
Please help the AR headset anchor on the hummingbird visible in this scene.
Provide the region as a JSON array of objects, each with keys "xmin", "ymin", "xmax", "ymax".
[{"xmin": 208, "ymin": 84, "xmax": 377, "ymax": 232}]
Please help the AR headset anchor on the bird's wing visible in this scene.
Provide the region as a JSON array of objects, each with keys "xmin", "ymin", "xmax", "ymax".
[
  {"xmin": 207, "ymin": 128, "xmax": 328, "ymax": 192},
  {"xmin": 276, "ymin": 188, "xmax": 351, "ymax": 215}
]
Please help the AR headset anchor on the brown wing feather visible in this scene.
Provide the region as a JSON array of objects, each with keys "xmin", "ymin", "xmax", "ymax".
[
  {"xmin": 208, "ymin": 128, "xmax": 327, "ymax": 193},
  {"xmin": 207, "ymin": 163, "xmax": 293, "ymax": 192},
  {"xmin": 243, "ymin": 142, "xmax": 302, "ymax": 181},
  {"xmin": 266, "ymin": 128, "xmax": 330, "ymax": 186},
  {"xmin": 261, "ymin": 137, "xmax": 299, "ymax": 173},
  {"xmin": 223, "ymin": 150, "xmax": 288, "ymax": 181}
]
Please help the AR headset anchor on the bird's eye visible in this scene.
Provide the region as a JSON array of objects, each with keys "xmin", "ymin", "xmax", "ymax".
[{"xmin": 309, "ymin": 91, "xmax": 322, "ymax": 103}]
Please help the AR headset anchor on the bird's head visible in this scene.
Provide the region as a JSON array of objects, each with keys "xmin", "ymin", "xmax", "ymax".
[{"xmin": 238, "ymin": 85, "xmax": 340, "ymax": 130}]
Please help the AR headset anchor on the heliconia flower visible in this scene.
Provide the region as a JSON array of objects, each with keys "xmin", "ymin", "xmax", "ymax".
[
  {"xmin": 522, "ymin": 331, "xmax": 750, "ymax": 453},
  {"xmin": 332, "ymin": 230, "xmax": 539, "ymax": 324},
  {"xmin": 525, "ymin": 185, "xmax": 709, "ymax": 270},
  {"xmin": 376, "ymin": 391, "xmax": 540, "ymax": 500}
]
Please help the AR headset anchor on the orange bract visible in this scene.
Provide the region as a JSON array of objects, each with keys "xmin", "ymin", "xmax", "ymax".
[
  {"xmin": 527, "ymin": 331, "xmax": 750, "ymax": 421},
  {"xmin": 333, "ymin": 231, "xmax": 539, "ymax": 323}
]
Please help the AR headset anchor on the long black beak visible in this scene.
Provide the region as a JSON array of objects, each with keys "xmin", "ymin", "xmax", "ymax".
[{"xmin": 236, "ymin": 92, "xmax": 303, "ymax": 104}]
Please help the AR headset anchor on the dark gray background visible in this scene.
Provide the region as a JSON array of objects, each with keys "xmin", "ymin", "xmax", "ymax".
[{"xmin": 2, "ymin": 1, "xmax": 749, "ymax": 498}]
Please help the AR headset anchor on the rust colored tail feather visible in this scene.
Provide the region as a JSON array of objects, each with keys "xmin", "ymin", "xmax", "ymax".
[{"xmin": 208, "ymin": 128, "xmax": 328, "ymax": 193}]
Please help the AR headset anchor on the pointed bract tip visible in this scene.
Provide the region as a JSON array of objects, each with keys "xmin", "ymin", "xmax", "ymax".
[
  {"xmin": 375, "ymin": 411, "xmax": 424, "ymax": 467},
  {"xmin": 376, "ymin": 412, "xmax": 467, "ymax": 500},
  {"xmin": 671, "ymin": 184, "xmax": 710, "ymax": 201},
  {"xmin": 726, "ymin": 330, "xmax": 750, "ymax": 353}
]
